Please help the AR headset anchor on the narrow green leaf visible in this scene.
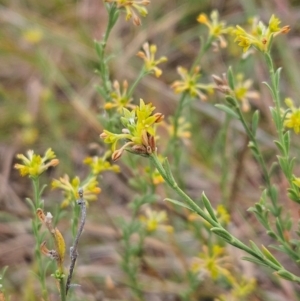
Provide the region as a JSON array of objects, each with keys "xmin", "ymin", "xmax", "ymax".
[
  {"xmin": 251, "ymin": 110, "xmax": 259, "ymax": 135},
  {"xmin": 164, "ymin": 198, "xmax": 193, "ymax": 211},
  {"xmin": 215, "ymin": 104, "xmax": 239, "ymax": 119},
  {"xmin": 242, "ymin": 256, "xmax": 269, "ymax": 268},
  {"xmin": 288, "ymin": 157, "xmax": 296, "ymax": 175},
  {"xmin": 26, "ymin": 198, "xmax": 35, "ymax": 212},
  {"xmin": 269, "ymin": 161, "xmax": 279, "ymax": 177},
  {"xmin": 261, "ymin": 245, "xmax": 282, "ymax": 267},
  {"xmin": 227, "ymin": 66, "xmax": 235, "ymax": 90},
  {"xmin": 224, "ymin": 95, "xmax": 237, "ymax": 107},
  {"xmin": 201, "ymin": 193, "xmax": 217, "ymax": 222},
  {"xmin": 274, "ymin": 67, "xmax": 282, "ymax": 90},
  {"xmin": 249, "ymin": 240, "xmax": 263, "ymax": 256},
  {"xmin": 39, "ymin": 184, "xmax": 48, "ymax": 199},
  {"xmin": 275, "ymin": 218, "xmax": 284, "ymax": 240},
  {"xmin": 274, "ymin": 140, "xmax": 285, "ymax": 155},
  {"xmin": 210, "ymin": 227, "xmax": 233, "ymax": 243},
  {"xmin": 266, "ymin": 230, "xmax": 278, "ymax": 240},
  {"xmin": 94, "ymin": 40, "xmax": 102, "ymax": 58},
  {"xmin": 263, "ymin": 82, "xmax": 276, "ymax": 100},
  {"xmin": 254, "ymin": 203, "xmax": 263, "ymax": 214},
  {"xmin": 269, "ymin": 185, "xmax": 278, "ymax": 204},
  {"xmin": 287, "ymin": 188, "xmax": 300, "ymax": 203},
  {"xmin": 283, "ymin": 131, "xmax": 290, "ymax": 154},
  {"xmin": 277, "ymin": 269, "xmax": 297, "ymax": 281},
  {"xmin": 162, "ymin": 158, "xmax": 176, "ymax": 184},
  {"xmin": 277, "ymin": 155, "xmax": 288, "ymax": 177}
]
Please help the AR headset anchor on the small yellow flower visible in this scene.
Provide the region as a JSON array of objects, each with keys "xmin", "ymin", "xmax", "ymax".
[
  {"xmin": 104, "ymin": 0, "xmax": 150, "ymax": 26},
  {"xmin": 14, "ymin": 148, "xmax": 59, "ymax": 178},
  {"xmin": 23, "ymin": 27, "xmax": 43, "ymax": 44},
  {"xmin": 137, "ymin": 42, "xmax": 167, "ymax": 77},
  {"xmin": 100, "ymin": 99, "xmax": 164, "ymax": 160},
  {"xmin": 293, "ymin": 176, "xmax": 300, "ymax": 188},
  {"xmin": 83, "ymin": 151, "xmax": 120, "ymax": 175},
  {"xmin": 233, "ymin": 73, "xmax": 259, "ymax": 112},
  {"xmin": 232, "ymin": 15, "xmax": 290, "ymax": 53},
  {"xmin": 213, "ymin": 72, "xmax": 259, "ymax": 112},
  {"xmin": 52, "ymin": 175, "xmax": 101, "ymax": 207},
  {"xmin": 171, "ymin": 66, "xmax": 214, "ymax": 101},
  {"xmin": 191, "ymin": 245, "xmax": 233, "ymax": 282},
  {"xmin": 105, "ymin": 80, "xmax": 134, "ymax": 112},
  {"xmin": 163, "ymin": 117, "xmax": 191, "ymax": 140},
  {"xmin": 139, "ymin": 208, "xmax": 172, "ymax": 233},
  {"xmin": 197, "ymin": 10, "xmax": 231, "ymax": 48},
  {"xmin": 230, "ymin": 276, "xmax": 256, "ymax": 298},
  {"xmin": 216, "ymin": 205, "xmax": 231, "ymax": 225},
  {"xmin": 284, "ymin": 98, "xmax": 300, "ymax": 134}
]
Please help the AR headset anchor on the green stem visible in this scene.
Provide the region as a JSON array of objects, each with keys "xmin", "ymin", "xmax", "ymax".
[
  {"xmin": 98, "ymin": 4, "xmax": 119, "ymax": 99},
  {"xmin": 128, "ymin": 69, "xmax": 148, "ymax": 97},
  {"xmin": 32, "ymin": 178, "xmax": 48, "ymax": 301},
  {"xmin": 59, "ymin": 277, "xmax": 66, "ymax": 301},
  {"xmin": 149, "ymin": 152, "xmax": 300, "ymax": 280},
  {"xmin": 172, "ymin": 92, "xmax": 188, "ymax": 141},
  {"xmin": 191, "ymin": 35, "xmax": 214, "ymax": 70}
]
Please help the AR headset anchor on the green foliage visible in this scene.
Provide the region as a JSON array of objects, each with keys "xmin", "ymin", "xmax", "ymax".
[{"xmin": 5, "ymin": 1, "xmax": 300, "ymax": 300}]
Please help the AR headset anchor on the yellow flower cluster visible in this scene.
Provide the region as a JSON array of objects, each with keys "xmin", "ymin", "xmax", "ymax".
[
  {"xmin": 137, "ymin": 42, "xmax": 167, "ymax": 78},
  {"xmin": 171, "ymin": 66, "xmax": 214, "ymax": 101},
  {"xmin": 232, "ymin": 15, "xmax": 290, "ymax": 53},
  {"xmin": 213, "ymin": 72, "xmax": 259, "ymax": 112},
  {"xmin": 100, "ymin": 99, "xmax": 164, "ymax": 160},
  {"xmin": 139, "ymin": 208, "xmax": 173, "ymax": 233},
  {"xmin": 83, "ymin": 151, "xmax": 120, "ymax": 175},
  {"xmin": 105, "ymin": 80, "xmax": 134, "ymax": 112},
  {"xmin": 284, "ymin": 98, "xmax": 300, "ymax": 134},
  {"xmin": 52, "ymin": 174, "xmax": 101, "ymax": 207},
  {"xmin": 105, "ymin": 0, "xmax": 150, "ymax": 26},
  {"xmin": 191, "ymin": 245, "xmax": 233, "ymax": 281},
  {"xmin": 14, "ymin": 148, "xmax": 59, "ymax": 178},
  {"xmin": 197, "ymin": 10, "xmax": 231, "ymax": 48}
]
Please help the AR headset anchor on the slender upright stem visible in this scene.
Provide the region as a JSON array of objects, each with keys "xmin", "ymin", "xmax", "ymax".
[
  {"xmin": 32, "ymin": 178, "xmax": 48, "ymax": 301},
  {"xmin": 149, "ymin": 152, "xmax": 300, "ymax": 280},
  {"xmin": 66, "ymin": 188, "xmax": 87, "ymax": 295}
]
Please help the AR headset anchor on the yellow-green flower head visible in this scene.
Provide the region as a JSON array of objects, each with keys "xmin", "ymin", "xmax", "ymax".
[
  {"xmin": 139, "ymin": 208, "xmax": 173, "ymax": 233},
  {"xmin": 83, "ymin": 151, "xmax": 120, "ymax": 175},
  {"xmin": 191, "ymin": 245, "xmax": 233, "ymax": 282},
  {"xmin": 197, "ymin": 10, "xmax": 231, "ymax": 48},
  {"xmin": 213, "ymin": 72, "xmax": 259, "ymax": 111},
  {"xmin": 23, "ymin": 27, "xmax": 43, "ymax": 44},
  {"xmin": 233, "ymin": 73, "xmax": 259, "ymax": 112},
  {"xmin": 137, "ymin": 42, "xmax": 167, "ymax": 77},
  {"xmin": 230, "ymin": 276, "xmax": 256, "ymax": 299},
  {"xmin": 284, "ymin": 98, "xmax": 300, "ymax": 134},
  {"xmin": 100, "ymin": 99, "xmax": 164, "ymax": 161},
  {"xmin": 104, "ymin": 0, "xmax": 150, "ymax": 25},
  {"xmin": 14, "ymin": 148, "xmax": 59, "ymax": 178},
  {"xmin": 105, "ymin": 80, "xmax": 134, "ymax": 113},
  {"xmin": 233, "ymin": 15, "xmax": 290, "ymax": 53},
  {"xmin": 171, "ymin": 66, "xmax": 214, "ymax": 101},
  {"xmin": 52, "ymin": 174, "xmax": 101, "ymax": 207},
  {"xmin": 162, "ymin": 117, "xmax": 191, "ymax": 140}
]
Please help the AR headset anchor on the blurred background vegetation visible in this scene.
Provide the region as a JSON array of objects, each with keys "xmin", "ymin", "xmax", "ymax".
[{"xmin": 2, "ymin": 0, "xmax": 300, "ymax": 300}]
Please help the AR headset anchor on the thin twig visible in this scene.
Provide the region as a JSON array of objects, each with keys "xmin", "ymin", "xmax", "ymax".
[{"xmin": 65, "ymin": 188, "xmax": 87, "ymax": 295}]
